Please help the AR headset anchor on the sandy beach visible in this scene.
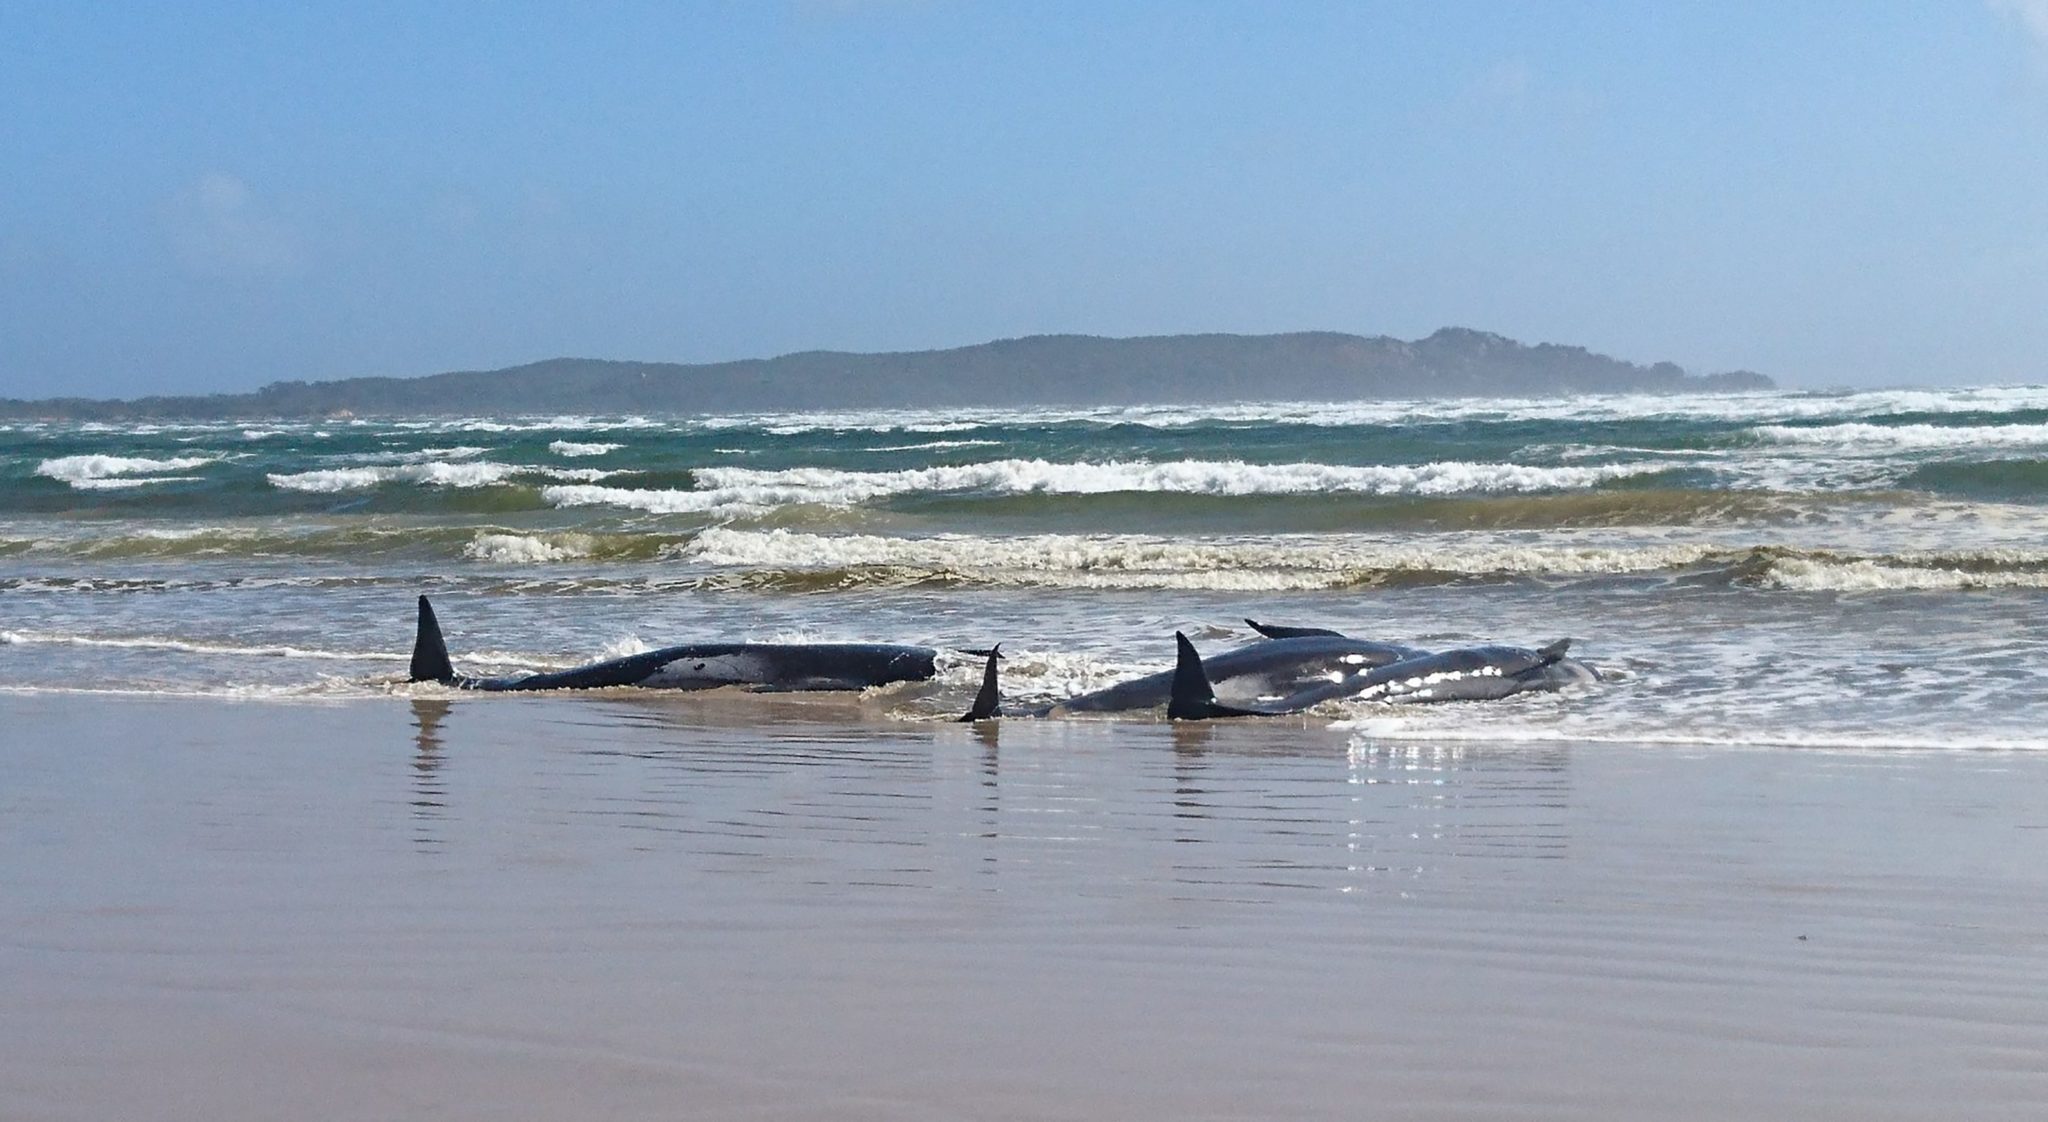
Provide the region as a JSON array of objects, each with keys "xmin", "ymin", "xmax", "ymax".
[{"xmin": 4, "ymin": 692, "xmax": 2045, "ymax": 1121}]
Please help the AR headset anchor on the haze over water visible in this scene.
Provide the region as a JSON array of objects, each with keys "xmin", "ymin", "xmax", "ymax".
[{"xmin": 6, "ymin": 385, "xmax": 2048, "ymax": 748}]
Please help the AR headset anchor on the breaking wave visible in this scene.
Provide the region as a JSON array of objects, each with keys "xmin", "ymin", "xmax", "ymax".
[
  {"xmin": 36, "ymin": 454, "xmax": 219, "ymax": 487},
  {"xmin": 463, "ymin": 532, "xmax": 597, "ymax": 563},
  {"xmin": 1759, "ymin": 554, "xmax": 2048, "ymax": 591},
  {"xmin": 266, "ymin": 462, "xmax": 623, "ymax": 492},
  {"xmin": 676, "ymin": 527, "xmax": 1719, "ymax": 590},
  {"xmin": 549, "ymin": 440, "xmax": 623, "ymax": 457},
  {"xmin": 1752, "ymin": 422, "xmax": 2048, "ymax": 452},
  {"xmin": 543, "ymin": 458, "xmax": 1660, "ymax": 516},
  {"xmin": 269, "ymin": 461, "xmax": 526, "ymax": 491}
]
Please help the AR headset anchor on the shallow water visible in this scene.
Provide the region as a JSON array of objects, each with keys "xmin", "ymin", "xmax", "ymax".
[
  {"xmin": 6, "ymin": 388, "xmax": 2048, "ymax": 746},
  {"xmin": 4, "ymin": 695, "xmax": 2046, "ymax": 1121}
]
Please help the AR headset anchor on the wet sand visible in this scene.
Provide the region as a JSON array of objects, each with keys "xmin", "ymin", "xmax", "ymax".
[{"xmin": 4, "ymin": 691, "xmax": 2047, "ymax": 1121}]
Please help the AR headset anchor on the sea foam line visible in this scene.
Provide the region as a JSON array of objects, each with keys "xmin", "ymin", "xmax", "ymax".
[
  {"xmin": 0, "ymin": 629, "xmax": 403, "ymax": 661},
  {"xmin": 1752, "ymin": 421, "xmax": 2048, "ymax": 452},
  {"xmin": 1761, "ymin": 556, "xmax": 2048, "ymax": 591},
  {"xmin": 543, "ymin": 458, "xmax": 1660, "ymax": 515},
  {"xmin": 680, "ymin": 385, "xmax": 2048, "ymax": 434},
  {"xmin": 668, "ymin": 528, "xmax": 1722, "ymax": 589},
  {"xmin": 267, "ymin": 462, "xmax": 623, "ymax": 492}
]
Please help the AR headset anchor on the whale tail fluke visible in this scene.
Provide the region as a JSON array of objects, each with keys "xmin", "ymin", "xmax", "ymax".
[
  {"xmin": 958, "ymin": 644, "xmax": 1003, "ymax": 722},
  {"xmin": 1168, "ymin": 632, "xmax": 1270, "ymax": 720},
  {"xmin": 409, "ymin": 595, "xmax": 457, "ymax": 684}
]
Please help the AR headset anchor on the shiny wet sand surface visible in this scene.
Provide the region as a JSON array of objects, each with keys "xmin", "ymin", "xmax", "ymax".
[{"xmin": 4, "ymin": 693, "xmax": 2047, "ymax": 1120}]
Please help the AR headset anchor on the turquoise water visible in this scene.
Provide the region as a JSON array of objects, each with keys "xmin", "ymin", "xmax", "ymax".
[{"xmin": 4, "ymin": 387, "xmax": 2048, "ymax": 746}]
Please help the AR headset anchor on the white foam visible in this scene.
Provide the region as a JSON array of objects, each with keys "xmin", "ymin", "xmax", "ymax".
[
  {"xmin": 1752, "ymin": 421, "xmax": 2048, "ymax": 452},
  {"xmin": 544, "ymin": 458, "xmax": 1658, "ymax": 517},
  {"xmin": 674, "ymin": 528, "xmax": 1720, "ymax": 588},
  {"xmin": 324, "ymin": 445, "xmax": 489, "ymax": 465},
  {"xmin": 0, "ymin": 629, "xmax": 401, "ymax": 661},
  {"xmin": 36, "ymin": 454, "xmax": 218, "ymax": 486},
  {"xmin": 390, "ymin": 415, "xmax": 663, "ymax": 433},
  {"xmin": 65, "ymin": 475, "xmax": 206, "ymax": 490},
  {"xmin": 267, "ymin": 461, "xmax": 526, "ymax": 492},
  {"xmin": 1763, "ymin": 556, "xmax": 2048, "ymax": 591},
  {"xmin": 699, "ymin": 458, "xmax": 1654, "ymax": 498},
  {"xmin": 543, "ymin": 483, "xmax": 758, "ymax": 515},
  {"xmin": 549, "ymin": 440, "xmax": 624, "ymax": 457},
  {"xmin": 679, "ymin": 385, "xmax": 2048, "ymax": 435},
  {"xmin": 462, "ymin": 532, "xmax": 596, "ymax": 563},
  {"xmin": 863, "ymin": 439, "xmax": 1006, "ymax": 452}
]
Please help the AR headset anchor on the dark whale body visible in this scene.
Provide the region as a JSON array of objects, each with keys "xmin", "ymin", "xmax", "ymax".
[
  {"xmin": 1269, "ymin": 639, "xmax": 1596, "ymax": 710},
  {"xmin": 1043, "ymin": 632, "xmax": 1428, "ymax": 715},
  {"xmin": 1163, "ymin": 629, "xmax": 1601, "ymax": 720},
  {"xmin": 407, "ymin": 596, "xmax": 937, "ymax": 692}
]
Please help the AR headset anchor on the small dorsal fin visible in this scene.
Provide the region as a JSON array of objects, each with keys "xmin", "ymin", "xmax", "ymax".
[
  {"xmin": 1245, "ymin": 618, "xmax": 1345, "ymax": 639},
  {"xmin": 1536, "ymin": 638, "xmax": 1572, "ymax": 663},
  {"xmin": 409, "ymin": 595, "xmax": 457, "ymax": 684},
  {"xmin": 958, "ymin": 645, "xmax": 1002, "ymax": 722}
]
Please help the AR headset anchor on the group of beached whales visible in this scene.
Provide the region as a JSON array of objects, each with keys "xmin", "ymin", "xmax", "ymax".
[{"xmin": 407, "ymin": 595, "xmax": 1600, "ymax": 721}]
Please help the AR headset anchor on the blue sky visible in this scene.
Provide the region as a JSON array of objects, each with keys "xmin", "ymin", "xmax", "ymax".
[{"xmin": 3, "ymin": 1, "xmax": 2047, "ymax": 397}]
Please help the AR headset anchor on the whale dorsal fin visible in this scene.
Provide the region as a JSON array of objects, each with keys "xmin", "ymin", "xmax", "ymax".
[
  {"xmin": 1536, "ymin": 638, "xmax": 1572, "ymax": 663},
  {"xmin": 409, "ymin": 595, "xmax": 457, "ymax": 684},
  {"xmin": 1168, "ymin": 632, "xmax": 1217, "ymax": 718},
  {"xmin": 1245, "ymin": 618, "xmax": 1345, "ymax": 639},
  {"xmin": 958, "ymin": 645, "xmax": 1002, "ymax": 722},
  {"xmin": 1170, "ymin": 632, "xmax": 1277, "ymax": 720}
]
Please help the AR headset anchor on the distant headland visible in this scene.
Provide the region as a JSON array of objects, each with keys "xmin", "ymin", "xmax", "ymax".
[{"xmin": 1, "ymin": 328, "xmax": 1770, "ymax": 420}]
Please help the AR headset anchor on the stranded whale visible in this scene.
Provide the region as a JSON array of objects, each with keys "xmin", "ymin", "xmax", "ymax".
[
  {"xmin": 407, "ymin": 596, "xmax": 939, "ymax": 692},
  {"xmin": 1164, "ymin": 631, "xmax": 1598, "ymax": 719},
  {"xmin": 1040, "ymin": 632, "xmax": 1428, "ymax": 715}
]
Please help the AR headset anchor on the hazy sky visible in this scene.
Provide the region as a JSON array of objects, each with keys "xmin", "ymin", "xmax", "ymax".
[{"xmin": 4, "ymin": 1, "xmax": 2048, "ymax": 397}]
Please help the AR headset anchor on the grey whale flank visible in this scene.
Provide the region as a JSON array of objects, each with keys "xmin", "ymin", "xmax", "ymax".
[
  {"xmin": 1041, "ymin": 632, "xmax": 1429, "ymax": 715},
  {"xmin": 407, "ymin": 596, "xmax": 938, "ymax": 692},
  {"xmin": 1164, "ymin": 630, "xmax": 1601, "ymax": 720}
]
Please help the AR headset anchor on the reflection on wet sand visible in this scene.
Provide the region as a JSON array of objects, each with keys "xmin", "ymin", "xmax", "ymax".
[
  {"xmin": 442, "ymin": 695, "xmax": 1581, "ymax": 904},
  {"xmin": 1344, "ymin": 739, "xmax": 1573, "ymax": 883},
  {"xmin": 11, "ymin": 694, "xmax": 2048, "ymax": 1122},
  {"xmin": 408, "ymin": 697, "xmax": 451, "ymax": 849}
]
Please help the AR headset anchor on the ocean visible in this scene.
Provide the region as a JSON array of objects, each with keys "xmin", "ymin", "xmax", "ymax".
[{"xmin": 5, "ymin": 385, "xmax": 2048, "ymax": 748}]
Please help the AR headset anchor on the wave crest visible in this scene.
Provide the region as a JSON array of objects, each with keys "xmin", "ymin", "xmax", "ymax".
[
  {"xmin": 549, "ymin": 441, "xmax": 623, "ymax": 457},
  {"xmin": 463, "ymin": 532, "xmax": 597, "ymax": 563},
  {"xmin": 543, "ymin": 458, "xmax": 1657, "ymax": 516},
  {"xmin": 37, "ymin": 454, "xmax": 218, "ymax": 487}
]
